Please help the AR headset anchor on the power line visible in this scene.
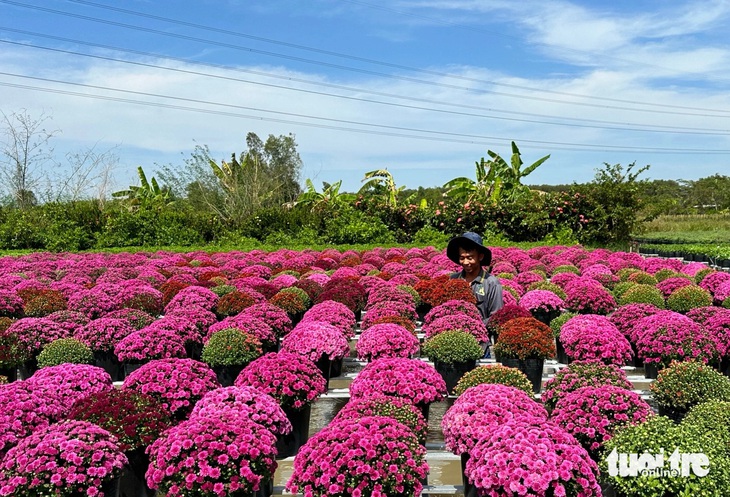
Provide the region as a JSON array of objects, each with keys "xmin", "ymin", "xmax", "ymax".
[
  {"xmin": 2, "ymin": 71, "xmax": 730, "ymax": 154},
  {"xmin": 66, "ymin": 0, "xmax": 729, "ymax": 111},
  {"xmin": 3, "ymin": 0, "xmax": 730, "ymax": 118},
  {"xmin": 4, "ymin": 36, "xmax": 730, "ymax": 138}
]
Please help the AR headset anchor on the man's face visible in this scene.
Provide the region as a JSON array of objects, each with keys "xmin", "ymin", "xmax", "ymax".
[{"xmin": 458, "ymin": 247, "xmax": 483, "ymax": 273}]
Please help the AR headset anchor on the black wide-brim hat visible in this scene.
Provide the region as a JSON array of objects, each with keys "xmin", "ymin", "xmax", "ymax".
[{"xmin": 446, "ymin": 231, "xmax": 492, "ymax": 265}]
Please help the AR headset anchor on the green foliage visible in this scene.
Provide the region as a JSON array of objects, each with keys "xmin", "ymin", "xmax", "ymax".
[
  {"xmin": 322, "ymin": 206, "xmax": 395, "ymax": 245},
  {"xmin": 612, "ymin": 281, "xmax": 638, "ymax": 300},
  {"xmin": 453, "ymin": 364, "xmax": 533, "ymax": 396},
  {"xmin": 618, "ymin": 284, "xmax": 665, "ymax": 308},
  {"xmin": 297, "ymin": 179, "xmax": 356, "ymax": 212},
  {"xmin": 551, "ymin": 264, "xmax": 580, "ymax": 276},
  {"xmin": 601, "ymin": 416, "xmax": 730, "ymax": 497},
  {"xmin": 549, "ymin": 312, "xmax": 577, "ymax": 338},
  {"xmin": 580, "ymin": 161, "xmax": 650, "ymax": 244},
  {"xmin": 492, "ymin": 192, "xmax": 556, "ymax": 242},
  {"xmin": 201, "ymin": 328, "xmax": 262, "ymax": 367},
  {"xmin": 666, "ymin": 285, "xmax": 712, "ymax": 314},
  {"xmin": 95, "ymin": 207, "xmax": 206, "ymax": 248},
  {"xmin": 682, "ymin": 400, "xmax": 730, "ymax": 453},
  {"xmin": 412, "ymin": 225, "xmax": 450, "ymax": 246},
  {"xmin": 421, "ymin": 330, "xmax": 483, "ymax": 364},
  {"xmin": 527, "ymin": 281, "xmax": 567, "ymax": 300},
  {"xmin": 277, "ymin": 287, "xmax": 312, "ymax": 309},
  {"xmin": 358, "ymin": 169, "xmax": 405, "ymax": 208},
  {"xmin": 37, "ymin": 338, "xmax": 94, "ymax": 368},
  {"xmin": 651, "ymin": 360, "xmax": 730, "ymax": 411},
  {"xmin": 112, "ymin": 166, "xmax": 173, "ymax": 211}
]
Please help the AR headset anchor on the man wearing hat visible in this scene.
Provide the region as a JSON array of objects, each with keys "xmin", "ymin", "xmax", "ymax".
[{"xmin": 447, "ymin": 232, "xmax": 504, "ymax": 354}]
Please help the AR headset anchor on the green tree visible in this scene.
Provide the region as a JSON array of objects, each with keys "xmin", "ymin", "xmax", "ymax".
[
  {"xmin": 580, "ymin": 161, "xmax": 650, "ymax": 244},
  {"xmin": 687, "ymin": 174, "xmax": 730, "ymax": 212},
  {"xmin": 245, "ymin": 132, "xmax": 302, "ymax": 203}
]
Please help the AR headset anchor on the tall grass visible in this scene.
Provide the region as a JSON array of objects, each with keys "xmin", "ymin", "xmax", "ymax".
[{"xmin": 642, "ymin": 214, "xmax": 730, "ymax": 233}]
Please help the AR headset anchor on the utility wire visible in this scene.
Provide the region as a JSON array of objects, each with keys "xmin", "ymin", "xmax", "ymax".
[
  {"xmin": 3, "ymin": 0, "xmax": 730, "ymax": 117},
  {"xmin": 4, "ymin": 36, "xmax": 730, "ymax": 137},
  {"xmin": 66, "ymin": 0, "xmax": 729, "ymax": 111},
  {"xmin": 2, "ymin": 71, "xmax": 730, "ymax": 154}
]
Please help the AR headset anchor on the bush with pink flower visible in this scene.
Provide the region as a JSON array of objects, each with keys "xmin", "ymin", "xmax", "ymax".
[
  {"xmin": 286, "ymin": 416, "xmax": 429, "ymax": 497},
  {"xmin": 146, "ymin": 410, "xmax": 278, "ymax": 497},
  {"xmin": 656, "ymin": 276, "xmax": 694, "ymax": 299},
  {"xmin": 190, "ymin": 385, "xmax": 292, "ymax": 436},
  {"xmin": 164, "ymin": 285, "xmax": 219, "ymax": 314},
  {"xmin": 235, "ymin": 352, "xmax": 327, "ymax": 410},
  {"xmin": 465, "ymin": 419, "xmax": 601, "ymax": 497},
  {"xmin": 349, "ymin": 357, "xmax": 447, "ymax": 407},
  {"xmin": 0, "ymin": 420, "xmax": 128, "ymax": 497},
  {"xmin": 608, "ymin": 303, "xmax": 661, "ymax": 342},
  {"xmin": 0, "ymin": 382, "xmax": 62, "ymax": 457},
  {"xmin": 280, "ymin": 321, "xmax": 350, "ymax": 362},
  {"xmin": 542, "ymin": 361, "xmax": 633, "ymax": 412},
  {"xmin": 206, "ymin": 314, "xmax": 277, "ymax": 348},
  {"xmin": 122, "ymin": 358, "xmax": 219, "ymax": 418},
  {"xmin": 301, "ymin": 300, "xmax": 356, "ymax": 338},
  {"xmin": 114, "ymin": 328, "xmax": 187, "ymax": 362},
  {"xmin": 360, "ymin": 301, "xmax": 418, "ymax": 331},
  {"xmin": 423, "ymin": 299, "xmax": 482, "ymax": 325},
  {"xmin": 333, "ymin": 394, "xmax": 429, "ymax": 444},
  {"xmin": 67, "ymin": 288, "xmax": 120, "ymax": 318},
  {"xmin": 356, "ymin": 323, "xmax": 420, "ymax": 361},
  {"xmin": 560, "ymin": 314, "xmax": 633, "ymax": 365},
  {"xmin": 550, "ymin": 385, "xmax": 654, "ymax": 455},
  {"xmin": 563, "ymin": 284, "xmax": 616, "ymax": 315},
  {"xmin": 422, "ymin": 313, "xmax": 488, "ymax": 342},
  {"xmin": 6, "ymin": 317, "xmax": 69, "ymax": 360},
  {"xmin": 74, "ymin": 317, "xmax": 136, "ymax": 353},
  {"xmin": 26, "ymin": 363, "xmax": 113, "ymax": 416},
  {"xmin": 441, "ymin": 383, "xmax": 548, "ymax": 455},
  {"xmin": 240, "ymin": 302, "xmax": 293, "ymax": 338},
  {"xmin": 520, "ymin": 289, "xmax": 565, "ymax": 315},
  {"xmin": 634, "ymin": 310, "xmax": 719, "ymax": 366}
]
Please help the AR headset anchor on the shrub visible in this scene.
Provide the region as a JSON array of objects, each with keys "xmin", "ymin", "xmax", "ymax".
[
  {"xmin": 36, "ymin": 338, "xmax": 94, "ymax": 368},
  {"xmin": 201, "ymin": 328, "xmax": 262, "ymax": 367},
  {"xmin": 333, "ymin": 394, "xmax": 429, "ymax": 444},
  {"xmin": 618, "ymin": 283, "xmax": 666, "ymax": 308},
  {"xmin": 651, "ymin": 360, "xmax": 730, "ymax": 412},
  {"xmin": 215, "ymin": 290, "xmax": 256, "ymax": 317},
  {"xmin": 526, "ymin": 281, "xmax": 567, "ymax": 300},
  {"xmin": 601, "ymin": 416, "xmax": 730, "ymax": 497},
  {"xmin": 422, "ymin": 330, "xmax": 483, "ymax": 364},
  {"xmin": 549, "ymin": 311, "xmax": 577, "ymax": 338},
  {"xmin": 493, "ymin": 317, "xmax": 556, "ymax": 360},
  {"xmin": 542, "ymin": 361, "xmax": 633, "ymax": 412},
  {"xmin": 22, "ymin": 289, "xmax": 68, "ymax": 317},
  {"xmin": 356, "ymin": 323, "xmax": 420, "ymax": 361},
  {"xmin": 681, "ymin": 400, "xmax": 730, "ymax": 451},
  {"xmin": 453, "ymin": 364, "xmax": 533, "ymax": 396},
  {"xmin": 666, "ymin": 285, "xmax": 713, "ymax": 313}
]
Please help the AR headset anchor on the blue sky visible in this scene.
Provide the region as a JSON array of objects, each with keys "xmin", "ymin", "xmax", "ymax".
[{"xmin": 2, "ymin": 0, "xmax": 730, "ymax": 196}]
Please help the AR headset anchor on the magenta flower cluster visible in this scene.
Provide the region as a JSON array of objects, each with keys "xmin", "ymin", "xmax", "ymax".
[
  {"xmin": 207, "ymin": 315, "xmax": 276, "ymax": 346},
  {"xmin": 465, "ymin": 419, "xmax": 601, "ymax": 497},
  {"xmin": 550, "ymin": 385, "xmax": 654, "ymax": 453},
  {"xmin": 113, "ymin": 327, "xmax": 187, "ymax": 362},
  {"xmin": 564, "ymin": 284, "xmax": 616, "ymax": 315},
  {"xmin": 423, "ymin": 299, "xmax": 483, "ymax": 325},
  {"xmin": 0, "ymin": 420, "xmax": 127, "ymax": 497},
  {"xmin": 560, "ymin": 314, "xmax": 633, "ymax": 365},
  {"xmin": 74, "ymin": 317, "xmax": 136, "ymax": 353},
  {"xmin": 360, "ymin": 302, "xmax": 417, "ymax": 330},
  {"xmin": 240, "ymin": 302, "xmax": 293, "ymax": 338},
  {"xmin": 235, "ymin": 352, "xmax": 327, "ymax": 410},
  {"xmin": 191, "ymin": 385, "xmax": 292, "ymax": 436},
  {"xmin": 6, "ymin": 317, "xmax": 69, "ymax": 358},
  {"xmin": 26, "ymin": 363, "xmax": 113, "ymax": 416},
  {"xmin": 441, "ymin": 384, "xmax": 548, "ymax": 455},
  {"xmin": 356, "ymin": 323, "xmax": 420, "ymax": 361},
  {"xmin": 519, "ymin": 289, "xmax": 565, "ymax": 314},
  {"xmin": 146, "ymin": 410, "xmax": 278, "ymax": 496},
  {"xmin": 634, "ymin": 310, "xmax": 719, "ymax": 365},
  {"xmin": 350, "ymin": 357, "xmax": 447, "ymax": 406},
  {"xmin": 280, "ymin": 321, "xmax": 350, "ymax": 362},
  {"xmin": 301, "ymin": 300, "xmax": 356, "ymax": 338},
  {"xmin": 0, "ymin": 382, "xmax": 62, "ymax": 457},
  {"xmin": 287, "ymin": 416, "xmax": 429, "ymax": 497},
  {"xmin": 122, "ymin": 358, "xmax": 219, "ymax": 417},
  {"xmin": 608, "ymin": 303, "xmax": 661, "ymax": 341},
  {"xmin": 422, "ymin": 313, "xmax": 488, "ymax": 342}
]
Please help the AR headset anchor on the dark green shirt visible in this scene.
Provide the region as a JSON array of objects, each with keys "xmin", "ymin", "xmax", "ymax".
[{"xmin": 450, "ymin": 268, "xmax": 504, "ymax": 325}]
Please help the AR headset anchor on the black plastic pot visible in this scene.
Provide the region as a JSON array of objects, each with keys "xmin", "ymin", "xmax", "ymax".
[
  {"xmin": 434, "ymin": 360, "xmax": 477, "ymax": 394},
  {"xmin": 213, "ymin": 364, "xmax": 246, "ymax": 387},
  {"xmin": 276, "ymin": 404, "xmax": 311, "ymax": 459},
  {"xmin": 500, "ymin": 357, "xmax": 545, "ymax": 394}
]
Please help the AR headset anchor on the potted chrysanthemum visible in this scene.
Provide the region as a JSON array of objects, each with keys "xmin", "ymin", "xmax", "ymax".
[
  {"xmin": 493, "ymin": 317, "xmax": 555, "ymax": 393},
  {"xmin": 201, "ymin": 328, "xmax": 263, "ymax": 386},
  {"xmin": 422, "ymin": 330, "xmax": 483, "ymax": 394}
]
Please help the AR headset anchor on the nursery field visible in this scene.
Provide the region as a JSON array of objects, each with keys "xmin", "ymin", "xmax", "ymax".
[{"xmin": 1, "ymin": 245, "xmax": 730, "ymax": 497}]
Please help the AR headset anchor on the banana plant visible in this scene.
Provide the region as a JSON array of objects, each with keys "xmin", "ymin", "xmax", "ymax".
[
  {"xmin": 487, "ymin": 141, "xmax": 550, "ymax": 200},
  {"xmin": 359, "ymin": 168, "xmax": 405, "ymax": 207},
  {"xmin": 112, "ymin": 166, "xmax": 172, "ymax": 210},
  {"xmin": 295, "ymin": 179, "xmax": 356, "ymax": 211},
  {"xmin": 444, "ymin": 157, "xmax": 502, "ymax": 203}
]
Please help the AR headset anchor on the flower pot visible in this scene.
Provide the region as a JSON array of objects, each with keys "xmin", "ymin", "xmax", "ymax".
[
  {"xmin": 118, "ymin": 447, "xmax": 155, "ymax": 497},
  {"xmin": 256, "ymin": 478, "xmax": 273, "ymax": 497},
  {"xmin": 213, "ymin": 364, "xmax": 246, "ymax": 387},
  {"xmin": 415, "ymin": 402, "xmax": 430, "ymax": 422},
  {"xmin": 330, "ymin": 356, "xmax": 344, "ymax": 378},
  {"xmin": 644, "ymin": 362, "xmax": 659, "ymax": 380},
  {"xmin": 123, "ymin": 361, "xmax": 146, "ymax": 378},
  {"xmin": 0, "ymin": 365, "xmax": 17, "ymax": 383},
  {"xmin": 416, "ymin": 304, "xmax": 431, "ymax": 322},
  {"xmin": 555, "ymin": 337, "xmax": 570, "ymax": 365},
  {"xmin": 531, "ymin": 308, "xmax": 560, "ymax": 326},
  {"xmin": 18, "ymin": 358, "xmax": 38, "ymax": 379},
  {"xmin": 185, "ymin": 341, "xmax": 203, "ymax": 361},
  {"xmin": 721, "ymin": 356, "xmax": 730, "ymax": 378},
  {"xmin": 315, "ymin": 353, "xmax": 333, "ymax": 390},
  {"xmin": 599, "ymin": 479, "xmax": 618, "ymax": 497},
  {"xmin": 629, "ymin": 343, "xmax": 643, "ymax": 368},
  {"xmin": 94, "ymin": 350, "xmax": 123, "ymax": 382},
  {"xmin": 658, "ymin": 405, "xmax": 688, "ymax": 424},
  {"xmin": 434, "ymin": 360, "xmax": 477, "ymax": 394},
  {"xmin": 276, "ymin": 404, "xmax": 311, "ymax": 459},
  {"xmin": 500, "ymin": 357, "xmax": 545, "ymax": 394},
  {"xmin": 262, "ymin": 340, "xmax": 279, "ymax": 354},
  {"xmin": 460, "ymin": 452, "xmax": 477, "ymax": 497}
]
